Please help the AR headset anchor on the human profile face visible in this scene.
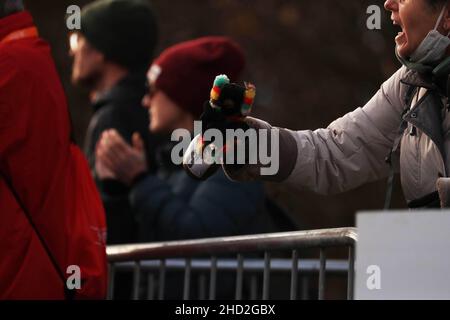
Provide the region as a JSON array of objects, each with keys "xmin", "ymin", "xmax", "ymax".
[
  {"xmin": 384, "ymin": 0, "xmax": 449, "ymax": 58},
  {"xmin": 69, "ymin": 33, "xmax": 104, "ymax": 88},
  {"xmin": 142, "ymin": 86, "xmax": 188, "ymax": 134}
]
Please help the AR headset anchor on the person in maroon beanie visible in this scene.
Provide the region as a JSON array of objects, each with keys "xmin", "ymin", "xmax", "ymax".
[
  {"xmin": 0, "ymin": 3, "xmax": 107, "ymax": 299},
  {"xmin": 96, "ymin": 36, "xmax": 278, "ymax": 241},
  {"xmin": 96, "ymin": 36, "xmax": 283, "ymax": 299}
]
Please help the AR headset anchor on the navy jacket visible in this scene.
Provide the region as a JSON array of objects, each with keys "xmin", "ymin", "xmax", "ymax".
[
  {"xmin": 129, "ymin": 146, "xmax": 277, "ymax": 242},
  {"xmin": 84, "ymin": 70, "xmax": 161, "ymax": 244}
]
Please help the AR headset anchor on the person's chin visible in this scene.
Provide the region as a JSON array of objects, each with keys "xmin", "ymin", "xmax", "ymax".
[
  {"xmin": 72, "ymin": 75, "xmax": 91, "ymax": 88},
  {"xmin": 149, "ymin": 122, "xmax": 163, "ymax": 134},
  {"xmin": 72, "ymin": 70, "xmax": 100, "ymax": 90},
  {"xmin": 149, "ymin": 124, "xmax": 157, "ymax": 133},
  {"xmin": 395, "ymin": 33, "xmax": 412, "ymax": 58}
]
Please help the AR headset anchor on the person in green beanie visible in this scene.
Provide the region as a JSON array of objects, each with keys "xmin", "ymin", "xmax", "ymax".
[
  {"xmin": 0, "ymin": 0, "xmax": 24, "ymax": 17},
  {"xmin": 69, "ymin": 0, "xmax": 162, "ymax": 245}
]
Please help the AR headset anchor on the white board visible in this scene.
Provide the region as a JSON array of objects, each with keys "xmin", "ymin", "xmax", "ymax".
[{"xmin": 355, "ymin": 210, "xmax": 450, "ymax": 300}]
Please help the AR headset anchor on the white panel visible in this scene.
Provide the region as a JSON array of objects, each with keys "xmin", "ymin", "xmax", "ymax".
[{"xmin": 355, "ymin": 210, "xmax": 450, "ymax": 300}]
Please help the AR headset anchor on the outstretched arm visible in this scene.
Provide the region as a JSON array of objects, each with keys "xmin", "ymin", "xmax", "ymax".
[{"xmin": 223, "ymin": 67, "xmax": 409, "ymax": 195}]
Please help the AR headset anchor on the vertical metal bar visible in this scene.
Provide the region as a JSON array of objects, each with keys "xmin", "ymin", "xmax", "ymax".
[
  {"xmin": 183, "ymin": 258, "xmax": 192, "ymax": 300},
  {"xmin": 290, "ymin": 250, "xmax": 299, "ymax": 300},
  {"xmin": 250, "ymin": 275, "xmax": 258, "ymax": 300},
  {"xmin": 235, "ymin": 254, "xmax": 244, "ymax": 300},
  {"xmin": 107, "ymin": 263, "xmax": 115, "ymax": 300},
  {"xmin": 198, "ymin": 274, "xmax": 207, "ymax": 300},
  {"xmin": 318, "ymin": 249, "xmax": 326, "ymax": 300},
  {"xmin": 262, "ymin": 252, "xmax": 271, "ymax": 300},
  {"xmin": 147, "ymin": 273, "xmax": 155, "ymax": 300},
  {"xmin": 133, "ymin": 261, "xmax": 141, "ymax": 300},
  {"xmin": 158, "ymin": 259, "xmax": 166, "ymax": 300},
  {"xmin": 347, "ymin": 246, "xmax": 355, "ymax": 300},
  {"xmin": 209, "ymin": 256, "xmax": 217, "ymax": 301}
]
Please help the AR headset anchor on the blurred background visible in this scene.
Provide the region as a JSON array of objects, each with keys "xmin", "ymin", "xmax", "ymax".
[{"xmin": 24, "ymin": 0, "xmax": 405, "ymax": 230}]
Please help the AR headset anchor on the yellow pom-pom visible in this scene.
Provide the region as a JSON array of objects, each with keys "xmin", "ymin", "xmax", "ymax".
[
  {"xmin": 245, "ymin": 82, "xmax": 256, "ymax": 100},
  {"xmin": 210, "ymin": 90, "xmax": 220, "ymax": 101},
  {"xmin": 245, "ymin": 90, "xmax": 256, "ymax": 100}
]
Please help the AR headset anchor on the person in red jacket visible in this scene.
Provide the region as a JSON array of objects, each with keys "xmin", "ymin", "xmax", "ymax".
[{"xmin": 0, "ymin": 3, "xmax": 107, "ymax": 299}]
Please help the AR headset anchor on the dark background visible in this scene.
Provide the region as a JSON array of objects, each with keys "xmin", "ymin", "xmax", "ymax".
[{"xmin": 24, "ymin": 0, "xmax": 405, "ymax": 230}]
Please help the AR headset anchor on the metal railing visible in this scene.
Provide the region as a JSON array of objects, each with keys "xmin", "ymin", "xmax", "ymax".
[{"xmin": 106, "ymin": 227, "xmax": 357, "ymax": 300}]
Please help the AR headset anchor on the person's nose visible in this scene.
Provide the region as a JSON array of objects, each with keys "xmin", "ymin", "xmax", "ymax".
[
  {"xmin": 69, "ymin": 33, "xmax": 79, "ymax": 57},
  {"xmin": 384, "ymin": 0, "xmax": 398, "ymax": 12}
]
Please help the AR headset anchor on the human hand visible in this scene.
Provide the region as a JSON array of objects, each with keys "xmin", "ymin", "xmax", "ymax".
[
  {"xmin": 201, "ymin": 74, "xmax": 256, "ymax": 133},
  {"xmin": 96, "ymin": 130, "xmax": 148, "ymax": 186}
]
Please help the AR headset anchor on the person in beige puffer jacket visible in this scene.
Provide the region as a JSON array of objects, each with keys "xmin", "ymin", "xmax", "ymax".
[{"xmin": 221, "ymin": 0, "xmax": 450, "ymax": 209}]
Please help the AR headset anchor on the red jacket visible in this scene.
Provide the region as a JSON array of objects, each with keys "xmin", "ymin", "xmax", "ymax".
[{"xmin": 0, "ymin": 12, "xmax": 107, "ymax": 299}]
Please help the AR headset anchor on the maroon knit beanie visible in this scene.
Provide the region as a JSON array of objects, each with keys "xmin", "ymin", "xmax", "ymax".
[{"xmin": 148, "ymin": 36, "xmax": 246, "ymax": 119}]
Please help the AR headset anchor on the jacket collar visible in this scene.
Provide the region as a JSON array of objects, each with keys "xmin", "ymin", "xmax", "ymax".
[
  {"xmin": 400, "ymin": 69, "xmax": 436, "ymax": 90},
  {"xmin": 401, "ymin": 67, "xmax": 450, "ymax": 98},
  {"xmin": 92, "ymin": 70, "xmax": 147, "ymax": 112},
  {"xmin": 0, "ymin": 11, "xmax": 34, "ymax": 42}
]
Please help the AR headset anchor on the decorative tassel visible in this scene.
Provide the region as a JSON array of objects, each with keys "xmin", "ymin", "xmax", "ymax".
[
  {"xmin": 241, "ymin": 82, "xmax": 256, "ymax": 116},
  {"xmin": 210, "ymin": 74, "xmax": 230, "ymax": 103},
  {"xmin": 209, "ymin": 74, "xmax": 256, "ymax": 116}
]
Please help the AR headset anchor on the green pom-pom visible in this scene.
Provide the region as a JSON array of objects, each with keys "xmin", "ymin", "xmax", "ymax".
[
  {"xmin": 241, "ymin": 104, "xmax": 252, "ymax": 116},
  {"xmin": 213, "ymin": 74, "xmax": 230, "ymax": 88}
]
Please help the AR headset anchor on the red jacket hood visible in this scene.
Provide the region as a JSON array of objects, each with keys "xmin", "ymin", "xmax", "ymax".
[{"xmin": 0, "ymin": 11, "xmax": 34, "ymax": 42}]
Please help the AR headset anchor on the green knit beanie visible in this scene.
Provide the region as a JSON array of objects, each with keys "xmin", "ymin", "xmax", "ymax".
[{"xmin": 81, "ymin": 0, "xmax": 158, "ymax": 71}]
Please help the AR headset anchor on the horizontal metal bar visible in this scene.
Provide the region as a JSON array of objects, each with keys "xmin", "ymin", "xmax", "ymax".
[
  {"xmin": 107, "ymin": 228, "xmax": 357, "ymax": 263},
  {"xmin": 111, "ymin": 258, "xmax": 350, "ymax": 274}
]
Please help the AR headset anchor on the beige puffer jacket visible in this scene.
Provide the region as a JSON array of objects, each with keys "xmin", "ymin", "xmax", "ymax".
[{"xmin": 224, "ymin": 66, "xmax": 450, "ymax": 207}]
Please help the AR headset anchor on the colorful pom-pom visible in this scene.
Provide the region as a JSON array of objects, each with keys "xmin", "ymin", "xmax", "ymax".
[
  {"xmin": 209, "ymin": 75, "xmax": 256, "ymax": 116},
  {"xmin": 213, "ymin": 74, "xmax": 230, "ymax": 88},
  {"xmin": 210, "ymin": 86, "xmax": 221, "ymax": 101},
  {"xmin": 210, "ymin": 75, "xmax": 230, "ymax": 110},
  {"xmin": 244, "ymin": 97, "xmax": 254, "ymax": 105},
  {"xmin": 245, "ymin": 83, "xmax": 256, "ymax": 99},
  {"xmin": 240, "ymin": 83, "xmax": 256, "ymax": 115},
  {"xmin": 241, "ymin": 104, "xmax": 252, "ymax": 116}
]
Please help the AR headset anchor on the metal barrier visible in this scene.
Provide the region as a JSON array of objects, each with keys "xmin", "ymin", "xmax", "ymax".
[{"xmin": 107, "ymin": 228, "xmax": 357, "ymax": 300}]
